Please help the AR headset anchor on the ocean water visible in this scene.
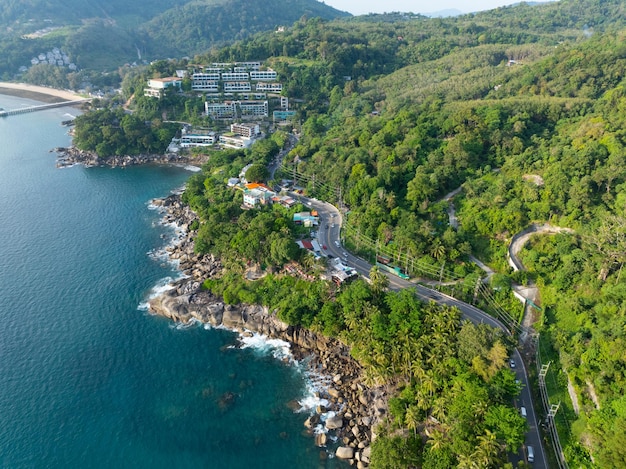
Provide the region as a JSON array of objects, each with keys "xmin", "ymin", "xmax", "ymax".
[{"xmin": 0, "ymin": 95, "xmax": 342, "ymax": 468}]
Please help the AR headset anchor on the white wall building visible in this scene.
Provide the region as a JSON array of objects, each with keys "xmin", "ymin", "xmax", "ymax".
[
  {"xmin": 144, "ymin": 77, "xmax": 182, "ymax": 98},
  {"xmin": 219, "ymin": 133, "xmax": 254, "ymax": 149},
  {"xmin": 221, "ymin": 72, "xmax": 250, "ymax": 81},
  {"xmin": 255, "ymin": 82, "xmax": 283, "ymax": 93},
  {"xmin": 250, "ymin": 70, "xmax": 277, "ymax": 81},
  {"xmin": 231, "ymin": 123, "xmax": 260, "ymax": 138},
  {"xmin": 240, "ymin": 101, "xmax": 268, "ymax": 118},
  {"xmin": 223, "ymin": 82, "xmax": 252, "ymax": 92},
  {"xmin": 205, "ymin": 102, "xmax": 237, "ymax": 118},
  {"xmin": 179, "ymin": 132, "xmax": 217, "ymax": 147}
]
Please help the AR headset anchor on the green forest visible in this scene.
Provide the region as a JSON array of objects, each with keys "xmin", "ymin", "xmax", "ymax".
[
  {"xmin": 66, "ymin": 0, "xmax": 626, "ymax": 466},
  {"xmin": 0, "ymin": 0, "xmax": 347, "ymax": 79}
]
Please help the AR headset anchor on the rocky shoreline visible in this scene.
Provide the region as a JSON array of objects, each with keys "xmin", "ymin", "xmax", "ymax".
[
  {"xmin": 148, "ymin": 193, "xmax": 388, "ymax": 467},
  {"xmin": 53, "ymin": 146, "xmax": 206, "ymax": 168}
]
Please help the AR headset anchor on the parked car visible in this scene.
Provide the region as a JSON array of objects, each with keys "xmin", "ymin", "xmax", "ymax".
[
  {"xmin": 510, "ymin": 359, "xmax": 516, "ymax": 368},
  {"xmin": 520, "ymin": 406, "xmax": 527, "ymax": 418}
]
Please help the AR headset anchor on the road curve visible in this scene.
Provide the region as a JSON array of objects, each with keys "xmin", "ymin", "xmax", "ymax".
[{"xmin": 307, "ymin": 196, "xmax": 547, "ymax": 468}]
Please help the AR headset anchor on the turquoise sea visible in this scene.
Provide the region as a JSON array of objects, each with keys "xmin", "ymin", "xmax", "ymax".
[{"xmin": 0, "ymin": 95, "xmax": 340, "ymax": 468}]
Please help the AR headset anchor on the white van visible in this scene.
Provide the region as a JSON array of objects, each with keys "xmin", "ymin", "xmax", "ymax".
[
  {"xmin": 527, "ymin": 445, "xmax": 534, "ymax": 463},
  {"xmin": 520, "ymin": 406, "xmax": 527, "ymax": 418}
]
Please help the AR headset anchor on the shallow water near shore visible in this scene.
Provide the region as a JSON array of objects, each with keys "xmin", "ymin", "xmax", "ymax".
[{"xmin": 0, "ymin": 95, "xmax": 343, "ymax": 468}]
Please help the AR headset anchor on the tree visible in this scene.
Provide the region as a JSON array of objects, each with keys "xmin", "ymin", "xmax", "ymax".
[
  {"xmin": 484, "ymin": 406, "xmax": 528, "ymax": 452},
  {"xmin": 369, "ymin": 266, "xmax": 390, "ymax": 298},
  {"xmin": 244, "ymin": 164, "xmax": 269, "ymax": 183}
]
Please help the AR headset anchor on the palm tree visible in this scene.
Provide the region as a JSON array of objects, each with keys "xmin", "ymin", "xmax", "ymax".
[
  {"xmin": 369, "ymin": 265, "xmax": 389, "ymax": 298},
  {"xmin": 430, "ymin": 241, "xmax": 446, "ymax": 261},
  {"xmin": 457, "ymin": 453, "xmax": 481, "ymax": 469},
  {"xmin": 474, "ymin": 429, "xmax": 502, "ymax": 468},
  {"xmin": 430, "ymin": 396, "xmax": 448, "ymax": 422},
  {"xmin": 405, "ymin": 405, "xmax": 421, "ymax": 436}
]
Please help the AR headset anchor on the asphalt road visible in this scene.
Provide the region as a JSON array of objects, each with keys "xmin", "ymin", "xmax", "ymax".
[{"xmin": 306, "ymin": 196, "xmax": 547, "ymax": 468}]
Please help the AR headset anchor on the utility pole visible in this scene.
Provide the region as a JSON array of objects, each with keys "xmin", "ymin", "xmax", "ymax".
[
  {"xmin": 439, "ymin": 261, "xmax": 446, "ymax": 286},
  {"xmin": 473, "ymin": 276, "xmax": 481, "ymax": 304}
]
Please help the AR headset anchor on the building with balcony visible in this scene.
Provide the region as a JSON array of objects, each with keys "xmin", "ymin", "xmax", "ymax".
[
  {"xmin": 250, "ymin": 70, "xmax": 277, "ymax": 81},
  {"xmin": 242, "ymin": 183, "xmax": 276, "ymax": 208},
  {"xmin": 230, "ymin": 123, "xmax": 260, "ymax": 138},
  {"xmin": 205, "ymin": 102, "xmax": 237, "ymax": 119},
  {"xmin": 221, "ymin": 72, "xmax": 250, "ymax": 81},
  {"xmin": 144, "ymin": 77, "xmax": 182, "ymax": 98},
  {"xmin": 255, "ymin": 82, "xmax": 283, "ymax": 93},
  {"xmin": 179, "ymin": 131, "xmax": 217, "ymax": 147},
  {"xmin": 239, "ymin": 100, "xmax": 268, "ymax": 118},
  {"xmin": 223, "ymin": 82, "xmax": 252, "ymax": 93}
]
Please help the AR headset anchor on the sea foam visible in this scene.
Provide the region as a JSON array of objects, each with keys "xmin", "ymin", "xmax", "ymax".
[
  {"xmin": 137, "ymin": 276, "xmax": 177, "ymax": 311},
  {"xmin": 236, "ymin": 332, "xmax": 293, "ymax": 361}
]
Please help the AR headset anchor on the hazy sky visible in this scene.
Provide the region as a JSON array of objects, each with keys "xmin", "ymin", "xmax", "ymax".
[{"xmin": 323, "ymin": 0, "xmax": 552, "ymax": 16}]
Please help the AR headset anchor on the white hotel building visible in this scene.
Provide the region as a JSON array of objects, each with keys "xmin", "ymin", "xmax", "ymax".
[
  {"xmin": 223, "ymin": 82, "xmax": 252, "ymax": 93},
  {"xmin": 250, "ymin": 70, "xmax": 277, "ymax": 81}
]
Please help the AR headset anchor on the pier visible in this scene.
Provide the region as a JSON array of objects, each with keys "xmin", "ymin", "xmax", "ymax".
[{"xmin": 0, "ymin": 99, "xmax": 90, "ymax": 117}]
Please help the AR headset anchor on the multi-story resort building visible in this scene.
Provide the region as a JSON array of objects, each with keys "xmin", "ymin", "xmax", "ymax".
[
  {"xmin": 223, "ymin": 82, "xmax": 252, "ymax": 93},
  {"xmin": 230, "ymin": 123, "xmax": 260, "ymax": 139},
  {"xmin": 218, "ymin": 122, "xmax": 262, "ymax": 149},
  {"xmin": 221, "ymin": 71, "xmax": 250, "ymax": 81},
  {"xmin": 255, "ymin": 82, "xmax": 283, "ymax": 93},
  {"xmin": 205, "ymin": 100, "xmax": 268, "ymax": 119},
  {"xmin": 249, "ymin": 70, "xmax": 277, "ymax": 81},
  {"xmin": 239, "ymin": 100, "xmax": 268, "ymax": 118},
  {"xmin": 179, "ymin": 131, "xmax": 217, "ymax": 147},
  {"xmin": 144, "ymin": 77, "xmax": 182, "ymax": 98},
  {"xmin": 205, "ymin": 102, "xmax": 237, "ymax": 119}
]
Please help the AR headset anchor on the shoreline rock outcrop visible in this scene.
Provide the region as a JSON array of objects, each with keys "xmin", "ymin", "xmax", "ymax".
[
  {"xmin": 147, "ymin": 193, "xmax": 389, "ymax": 467},
  {"xmin": 53, "ymin": 146, "xmax": 207, "ymax": 168}
]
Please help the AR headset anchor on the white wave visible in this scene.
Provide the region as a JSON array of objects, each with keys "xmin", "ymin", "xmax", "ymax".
[
  {"xmin": 169, "ymin": 318, "xmax": 202, "ymax": 330},
  {"xmin": 137, "ymin": 276, "xmax": 177, "ymax": 311},
  {"xmin": 236, "ymin": 332, "xmax": 293, "ymax": 361},
  {"xmin": 298, "ymin": 394, "xmax": 331, "ymax": 413},
  {"xmin": 203, "ymin": 323, "xmax": 229, "ymax": 331}
]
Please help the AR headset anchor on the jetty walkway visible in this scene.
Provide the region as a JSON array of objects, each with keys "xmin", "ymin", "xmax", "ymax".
[{"xmin": 0, "ymin": 99, "xmax": 90, "ymax": 117}]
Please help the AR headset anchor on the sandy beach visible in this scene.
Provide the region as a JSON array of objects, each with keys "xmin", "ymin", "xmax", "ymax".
[{"xmin": 0, "ymin": 82, "xmax": 85, "ymax": 103}]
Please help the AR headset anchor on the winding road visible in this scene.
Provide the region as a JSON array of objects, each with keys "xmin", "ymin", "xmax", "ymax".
[{"xmin": 305, "ymin": 196, "xmax": 548, "ymax": 468}]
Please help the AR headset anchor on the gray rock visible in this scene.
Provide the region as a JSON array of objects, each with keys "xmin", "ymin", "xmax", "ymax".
[
  {"xmin": 335, "ymin": 447, "xmax": 354, "ymax": 459},
  {"xmin": 325, "ymin": 414, "xmax": 343, "ymax": 430},
  {"xmin": 328, "ymin": 388, "xmax": 341, "ymax": 399}
]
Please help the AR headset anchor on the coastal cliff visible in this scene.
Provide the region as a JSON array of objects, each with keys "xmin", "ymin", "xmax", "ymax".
[{"xmin": 147, "ymin": 193, "xmax": 387, "ymax": 467}]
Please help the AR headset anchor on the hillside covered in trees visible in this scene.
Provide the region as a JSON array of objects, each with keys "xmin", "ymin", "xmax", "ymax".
[
  {"xmin": 67, "ymin": 0, "xmax": 626, "ymax": 466},
  {"xmin": 0, "ymin": 0, "xmax": 348, "ymax": 80}
]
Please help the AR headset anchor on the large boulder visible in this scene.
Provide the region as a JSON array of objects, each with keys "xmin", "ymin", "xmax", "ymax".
[
  {"xmin": 325, "ymin": 414, "xmax": 344, "ymax": 430},
  {"xmin": 328, "ymin": 388, "xmax": 341, "ymax": 399},
  {"xmin": 335, "ymin": 447, "xmax": 354, "ymax": 459}
]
